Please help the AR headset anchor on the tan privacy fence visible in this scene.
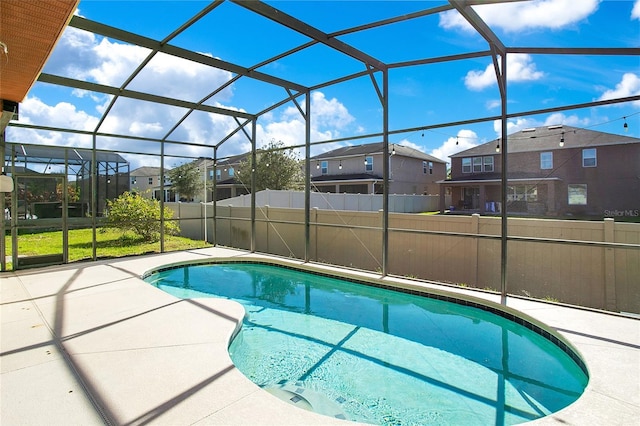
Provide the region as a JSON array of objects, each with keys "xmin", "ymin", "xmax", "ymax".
[{"xmin": 169, "ymin": 203, "xmax": 640, "ymax": 315}]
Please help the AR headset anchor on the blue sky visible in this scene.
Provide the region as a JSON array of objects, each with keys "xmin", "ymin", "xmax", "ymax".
[{"xmin": 8, "ymin": 0, "xmax": 640, "ymax": 170}]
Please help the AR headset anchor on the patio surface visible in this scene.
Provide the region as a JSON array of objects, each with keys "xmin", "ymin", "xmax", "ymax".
[{"xmin": 1, "ymin": 247, "xmax": 638, "ymax": 425}]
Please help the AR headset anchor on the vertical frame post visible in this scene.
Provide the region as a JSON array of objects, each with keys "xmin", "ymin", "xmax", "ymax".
[
  {"xmin": 251, "ymin": 119, "xmax": 256, "ymax": 252},
  {"xmin": 499, "ymin": 53, "xmax": 508, "ymax": 304},
  {"xmin": 382, "ymin": 69, "xmax": 389, "ymax": 277},
  {"xmin": 304, "ymin": 90, "xmax": 311, "ymax": 262},
  {"xmin": 91, "ymin": 135, "xmax": 97, "ymax": 260},
  {"xmin": 212, "ymin": 147, "xmax": 218, "ymax": 246},
  {"xmin": 160, "ymin": 140, "xmax": 166, "ymax": 252}
]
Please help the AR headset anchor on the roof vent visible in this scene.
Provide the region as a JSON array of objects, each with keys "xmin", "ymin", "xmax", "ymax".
[
  {"xmin": 522, "ymin": 128, "xmax": 536, "ymax": 132},
  {"xmin": 547, "ymin": 125, "xmax": 563, "ymax": 130}
]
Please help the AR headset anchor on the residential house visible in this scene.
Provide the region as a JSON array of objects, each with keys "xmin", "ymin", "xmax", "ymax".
[
  {"xmin": 439, "ymin": 125, "xmax": 640, "ymax": 218},
  {"xmin": 129, "ymin": 166, "xmax": 175, "ymax": 201},
  {"xmin": 310, "ymin": 142, "xmax": 447, "ymax": 195},
  {"xmin": 169, "ymin": 155, "xmax": 248, "ymax": 202},
  {"xmin": 213, "ymin": 153, "xmax": 249, "ymax": 200}
]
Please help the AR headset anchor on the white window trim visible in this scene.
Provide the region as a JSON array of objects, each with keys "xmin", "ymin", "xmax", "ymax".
[
  {"xmin": 462, "ymin": 158, "xmax": 472, "ymax": 173},
  {"xmin": 365, "ymin": 156, "xmax": 373, "ymax": 172},
  {"xmin": 582, "ymin": 148, "xmax": 597, "ymax": 167},
  {"xmin": 540, "ymin": 152, "xmax": 553, "ymax": 170},
  {"xmin": 483, "ymin": 156, "xmax": 494, "ymax": 172}
]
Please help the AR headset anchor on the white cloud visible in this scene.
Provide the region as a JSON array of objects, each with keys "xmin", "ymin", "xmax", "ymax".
[
  {"xmin": 464, "ymin": 66, "xmax": 498, "ymax": 91},
  {"xmin": 493, "ymin": 118, "xmax": 540, "ymax": 137},
  {"xmin": 6, "ymin": 96, "xmax": 97, "ymax": 148},
  {"xmin": 430, "ymin": 129, "xmax": 480, "ymax": 164},
  {"xmin": 543, "ymin": 113, "xmax": 590, "ymax": 128},
  {"xmin": 632, "ymin": 0, "xmax": 640, "ymax": 20},
  {"xmin": 440, "ymin": 0, "xmax": 600, "ymax": 32},
  {"xmin": 465, "ymin": 54, "xmax": 545, "ymax": 91},
  {"xmin": 17, "ymin": 27, "xmax": 360, "ymax": 169},
  {"xmin": 19, "ymin": 96, "xmax": 99, "ymax": 131},
  {"xmin": 492, "ymin": 112, "xmax": 591, "ymax": 138},
  {"xmin": 39, "ymin": 26, "xmax": 237, "ymax": 143},
  {"xmin": 283, "ymin": 92, "xmax": 355, "ymax": 131},
  {"xmin": 486, "ymin": 99, "xmax": 501, "ymax": 110},
  {"xmin": 597, "ymin": 73, "xmax": 640, "ymax": 107},
  {"xmin": 257, "ymin": 91, "xmax": 356, "ymax": 151},
  {"xmin": 396, "ymin": 139, "xmax": 422, "ymax": 152}
]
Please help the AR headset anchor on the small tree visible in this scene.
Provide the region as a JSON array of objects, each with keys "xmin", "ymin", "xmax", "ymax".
[
  {"xmin": 167, "ymin": 162, "xmax": 202, "ymax": 201},
  {"xmin": 236, "ymin": 140, "xmax": 303, "ymax": 192},
  {"xmin": 106, "ymin": 191, "xmax": 179, "ymax": 241}
]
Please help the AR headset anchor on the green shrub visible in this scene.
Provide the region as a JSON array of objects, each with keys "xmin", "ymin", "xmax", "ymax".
[{"xmin": 106, "ymin": 192, "xmax": 179, "ymax": 242}]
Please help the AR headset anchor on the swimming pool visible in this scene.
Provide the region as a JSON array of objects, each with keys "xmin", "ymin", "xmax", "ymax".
[{"xmin": 144, "ymin": 261, "xmax": 588, "ymax": 425}]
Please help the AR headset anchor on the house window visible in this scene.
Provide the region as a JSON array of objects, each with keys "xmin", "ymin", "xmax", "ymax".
[
  {"xmin": 423, "ymin": 161, "xmax": 427, "ymax": 174},
  {"xmin": 462, "ymin": 158, "xmax": 472, "ymax": 173},
  {"xmin": 540, "ymin": 152, "xmax": 553, "ymax": 169},
  {"xmin": 483, "ymin": 156, "xmax": 494, "ymax": 172},
  {"xmin": 216, "ymin": 169, "xmax": 221, "ymax": 181},
  {"xmin": 429, "ymin": 161, "xmax": 433, "ymax": 174},
  {"xmin": 131, "ymin": 177, "xmax": 136, "ymax": 185},
  {"xmin": 507, "ymin": 185, "xmax": 538, "ymax": 202},
  {"xmin": 208, "ymin": 170, "xmax": 214, "ymax": 180},
  {"xmin": 473, "ymin": 157, "xmax": 482, "ymax": 172},
  {"xmin": 321, "ymin": 161, "xmax": 328, "ymax": 175},
  {"xmin": 228, "ymin": 167, "xmax": 234, "ymax": 177},
  {"xmin": 568, "ymin": 184, "xmax": 587, "ymax": 205},
  {"xmin": 582, "ymin": 149, "xmax": 596, "ymax": 167},
  {"xmin": 365, "ymin": 156, "xmax": 373, "ymax": 172},
  {"xmin": 462, "ymin": 156, "xmax": 494, "ymax": 173},
  {"xmin": 148, "ymin": 177, "xmax": 153, "ymax": 185}
]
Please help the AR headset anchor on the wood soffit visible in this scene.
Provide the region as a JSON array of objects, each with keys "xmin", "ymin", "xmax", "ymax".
[{"xmin": 0, "ymin": 0, "xmax": 78, "ymax": 103}]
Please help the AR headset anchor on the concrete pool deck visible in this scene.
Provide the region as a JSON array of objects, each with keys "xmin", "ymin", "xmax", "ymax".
[{"xmin": 1, "ymin": 247, "xmax": 638, "ymax": 425}]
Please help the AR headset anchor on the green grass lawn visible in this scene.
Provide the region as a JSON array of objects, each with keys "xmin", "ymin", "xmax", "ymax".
[{"xmin": 5, "ymin": 227, "xmax": 211, "ymax": 265}]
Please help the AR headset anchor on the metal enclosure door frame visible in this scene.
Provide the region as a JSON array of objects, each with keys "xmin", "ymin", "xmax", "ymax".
[{"xmin": 11, "ymin": 173, "xmax": 68, "ymax": 269}]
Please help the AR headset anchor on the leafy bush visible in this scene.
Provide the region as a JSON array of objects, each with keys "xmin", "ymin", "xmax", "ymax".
[{"xmin": 106, "ymin": 192, "xmax": 179, "ymax": 241}]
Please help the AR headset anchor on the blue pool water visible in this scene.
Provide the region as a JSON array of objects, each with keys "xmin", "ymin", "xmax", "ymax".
[{"xmin": 144, "ymin": 262, "xmax": 588, "ymax": 425}]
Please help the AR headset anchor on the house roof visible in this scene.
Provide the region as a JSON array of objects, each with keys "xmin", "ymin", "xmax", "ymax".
[
  {"xmin": 451, "ymin": 125, "xmax": 640, "ymax": 158},
  {"xmin": 188, "ymin": 154, "xmax": 247, "ymax": 168},
  {"xmin": 216, "ymin": 153, "xmax": 248, "ymax": 167},
  {"xmin": 130, "ymin": 166, "xmax": 163, "ymax": 177},
  {"xmin": 312, "ymin": 142, "xmax": 446, "ymax": 164}
]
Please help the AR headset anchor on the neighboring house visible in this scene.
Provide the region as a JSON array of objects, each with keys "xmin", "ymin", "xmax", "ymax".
[
  {"xmin": 310, "ymin": 142, "xmax": 447, "ymax": 195},
  {"xmin": 129, "ymin": 166, "xmax": 174, "ymax": 201},
  {"xmin": 171, "ymin": 156, "xmax": 247, "ymax": 202},
  {"xmin": 439, "ymin": 125, "xmax": 640, "ymax": 217},
  {"xmin": 213, "ymin": 153, "xmax": 249, "ymax": 201}
]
